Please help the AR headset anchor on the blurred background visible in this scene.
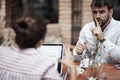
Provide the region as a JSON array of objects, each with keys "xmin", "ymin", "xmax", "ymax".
[{"xmin": 0, "ymin": 0, "xmax": 120, "ymax": 46}]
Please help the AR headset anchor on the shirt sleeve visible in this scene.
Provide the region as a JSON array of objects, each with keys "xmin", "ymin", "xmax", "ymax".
[
  {"xmin": 73, "ymin": 25, "xmax": 87, "ymax": 56},
  {"xmin": 102, "ymin": 38, "xmax": 120, "ymax": 63}
]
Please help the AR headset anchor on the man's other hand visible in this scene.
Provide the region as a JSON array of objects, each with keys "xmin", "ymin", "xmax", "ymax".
[{"xmin": 76, "ymin": 42, "xmax": 86, "ymax": 55}]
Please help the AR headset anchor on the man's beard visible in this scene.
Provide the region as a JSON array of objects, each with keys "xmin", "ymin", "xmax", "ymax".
[{"xmin": 98, "ymin": 16, "xmax": 110, "ymax": 28}]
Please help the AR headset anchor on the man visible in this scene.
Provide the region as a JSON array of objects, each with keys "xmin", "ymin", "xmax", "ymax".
[{"xmin": 73, "ymin": 0, "xmax": 120, "ymax": 63}]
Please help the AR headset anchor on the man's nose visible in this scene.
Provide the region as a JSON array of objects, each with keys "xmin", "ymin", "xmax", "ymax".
[{"xmin": 96, "ymin": 12, "xmax": 100, "ymax": 18}]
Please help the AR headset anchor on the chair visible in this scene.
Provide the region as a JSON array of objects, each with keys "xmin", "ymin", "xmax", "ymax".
[{"xmin": 113, "ymin": 7, "xmax": 120, "ymax": 21}]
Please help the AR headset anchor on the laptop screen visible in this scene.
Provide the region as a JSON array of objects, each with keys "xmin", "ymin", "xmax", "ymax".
[{"xmin": 37, "ymin": 44, "xmax": 63, "ymax": 73}]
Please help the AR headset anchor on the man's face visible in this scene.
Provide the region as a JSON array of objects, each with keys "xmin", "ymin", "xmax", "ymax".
[{"xmin": 91, "ymin": 6, "xmax": 113, "ymax": 28}]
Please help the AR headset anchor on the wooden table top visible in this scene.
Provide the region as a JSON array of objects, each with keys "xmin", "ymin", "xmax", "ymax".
[{"xmin": 63, "ymin": 62, "xmax": 120, "ymax": 80}]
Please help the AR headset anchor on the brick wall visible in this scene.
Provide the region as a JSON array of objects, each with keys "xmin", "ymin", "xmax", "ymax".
[
  {"xmin": 82, "ymin": 0, "xmax": 92, "ymax": 27},
  {"xmin": 46, "ymin": 0, "xmax": 92, "ymax": 44},
  {"xmin": 45, "ymin": 0, "xmax": 72, "ymax": 44},
  {"xmin": 0, "ymin": 0, "xmax": 16, "ymax": 45},
  {"xmin": 58, "ymin": 0, "xmax": 72, "ymax": 44},
  {"xmin": 0, "ymin": 0, "xmax": 6, "ymax": 40},
  {"xmin": 0, "ymin": 0, "xmax": 6, "ymax": 28},
  {"xmin": 0, "ymin": 0, "xmax": 93, "ymax": 45}
]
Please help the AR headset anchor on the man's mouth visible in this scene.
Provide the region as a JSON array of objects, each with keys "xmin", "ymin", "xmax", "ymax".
[{"xmin": 97, "ymin": 19, "xmax": 101, "ymax": 24}]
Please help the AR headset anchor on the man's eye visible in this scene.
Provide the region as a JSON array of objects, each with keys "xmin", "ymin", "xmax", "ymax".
[
  {"xmin": 92, "ymin": 11, "xmax": 97, "ymax": 14},
  {"xmin": 100, "ymin": 11, "xmax": 105, "ymax": 14}
]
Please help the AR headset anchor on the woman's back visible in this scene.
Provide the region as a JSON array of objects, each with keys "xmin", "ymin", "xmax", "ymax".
[{"xmin": 0, "ymin": 46, "xmax": 62, "ymax": 80}]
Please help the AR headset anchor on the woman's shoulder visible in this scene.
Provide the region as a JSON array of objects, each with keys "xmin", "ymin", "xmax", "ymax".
[
  {"xmin": 0, "ymin": 46, "xmax": 11, "ymax": 53},
  {"xmin": 0, "ymin": 46, "xmax": 55, "ymax": 75}
]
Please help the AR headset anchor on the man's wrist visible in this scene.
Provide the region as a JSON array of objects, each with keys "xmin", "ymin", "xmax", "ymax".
[{"xmin": 99, "ymin": 37, "xmax": 106, "ymax": 43}]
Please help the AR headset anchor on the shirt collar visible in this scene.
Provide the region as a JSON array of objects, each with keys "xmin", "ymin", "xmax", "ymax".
[
  {"xmin": 103, "ymin": 18, "xmax": 116, "ymax": 33},
  {"xmin": 10, "ymin": 45, "xmax": 38, "ymax": 56}
]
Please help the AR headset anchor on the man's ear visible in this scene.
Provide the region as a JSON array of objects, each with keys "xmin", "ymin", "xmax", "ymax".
[{"xmin": 109, "ymin": 9, "xmax": 113, "ymax": 17}]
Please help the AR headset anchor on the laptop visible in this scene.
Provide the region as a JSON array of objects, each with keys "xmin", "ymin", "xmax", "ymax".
[{"xmin": 37, "ymin": 43, "xmax": 63, "ymax": 73}]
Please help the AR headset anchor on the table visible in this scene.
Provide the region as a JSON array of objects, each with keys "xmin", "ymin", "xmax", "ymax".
[{"xmin": 62, "ymin": 62, "xmax": 120, "ymax": 80}]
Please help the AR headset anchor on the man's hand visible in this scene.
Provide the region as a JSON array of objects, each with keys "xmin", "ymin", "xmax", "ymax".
[
  {"xmin": 91, "ymin": 18, "xmax": 104, "ymax": 41},
  {"xmin": 76, "ymin": 42, "xmax": 86, "ymax": 55}
]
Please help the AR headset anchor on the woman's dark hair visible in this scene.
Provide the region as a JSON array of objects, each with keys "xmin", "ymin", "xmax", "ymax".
[
  {"xmin": 91, "ymin": 0, "xmax": 113, "ymax": 10},
  {"xmin": 11, "ymin": 15, "xmax": 47, "ymax": 49}
]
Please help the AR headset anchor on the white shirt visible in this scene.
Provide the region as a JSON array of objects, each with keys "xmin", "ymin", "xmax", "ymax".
[
  {"xmin": 0, "ymin": 46, "xmax": 62, "ymax": 80},
  {"xmin": 73, "ymin": 18, "xmax": 120, "ymax": 63}
]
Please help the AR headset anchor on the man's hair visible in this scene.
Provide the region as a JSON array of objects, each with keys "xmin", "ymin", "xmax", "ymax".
[
  {"xmin": 11, "ymin": 15, "xmax": 47, "ymax": 49},
  {"xmin": 91, "ymin": 0, "xmax": 113, "ymax": 10}
]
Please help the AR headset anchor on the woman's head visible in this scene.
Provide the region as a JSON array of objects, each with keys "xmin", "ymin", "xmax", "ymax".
[{"xmin": 11, "ymin": 15, "xmax": 47, "ymax": 49}]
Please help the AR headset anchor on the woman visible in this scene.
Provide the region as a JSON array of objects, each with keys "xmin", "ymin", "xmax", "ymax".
[{"xmin": 0, "ymin": 15, "xmax": 76, "ymax": 80}]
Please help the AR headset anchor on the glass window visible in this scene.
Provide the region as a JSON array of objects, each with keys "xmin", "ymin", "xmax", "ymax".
[{"xmin": 10, "ymin": 0, "xmax": 59, "ymax": 23}]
